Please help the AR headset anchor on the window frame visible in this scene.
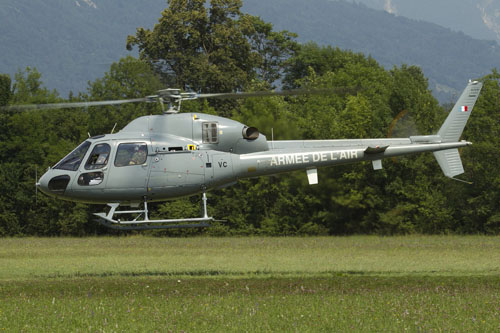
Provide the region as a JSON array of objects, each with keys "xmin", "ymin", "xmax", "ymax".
[
  {"xmin": 84, "ymin": 143, "xmax": 111, "ymax": 170},
  {"xmin": 77, "ymin": 172, "xmax": 105, "ymax": 186},
  {"xmin": 114, "ymin": 142, "xmax": 148, "ymax": 167},
  {"xmin": 53, "ymin": 141, "xmax": 91, "ymax": 171}
]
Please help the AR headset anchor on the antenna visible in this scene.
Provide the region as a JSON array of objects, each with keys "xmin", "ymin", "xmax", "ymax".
[
  {"xmin": 271, "ymin": 128, "xmax": 274, "ymax": 149},
  {"xmin": 451, "ymin": 177, "xmax": 473, "ymax": 185}
]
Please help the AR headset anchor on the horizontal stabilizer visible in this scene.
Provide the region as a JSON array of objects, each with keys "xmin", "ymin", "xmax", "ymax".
[{"xmin": 433, "ymin": 149, "xmax": 464, "ymax": 178}]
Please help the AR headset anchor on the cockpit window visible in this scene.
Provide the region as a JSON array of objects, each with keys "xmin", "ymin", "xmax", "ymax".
[
  {"xmin": 53, "ymin": 141, "xmax": 91, "ymax": 171},
  {"xmin": 85, "ymin": 143, "xmax": 111, "ymax": 170},
  {"xmin": 114, "ymin": 143, "xmax": 148, "ymax": 167}
]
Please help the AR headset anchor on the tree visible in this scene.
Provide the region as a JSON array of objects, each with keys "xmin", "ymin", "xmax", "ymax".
[
  {"xmin": 0, "ymin": 74, "xmax": 11, "ymax": 106},
  {"xmin": 454, "ymin": 70, "xmax": 500, "ymax": 234},
  {"xmin": 244, "ymin": 15, "xmax": 298, "ymax": 86},
  {"xmin": 10, "ymin": 67, "xmax": 60, "ymax": 105},
  {"xmin": 0, "ymin": 74, "xmax": 12, "ymax": 168},
  {"xmin": 283, "ymin": 42, "xmax": 379, "ymax": 89},
  {"xmin": 0, "ymin": 68, "xmax": 89, "ymax": 236},
  {"xmin": 85, "ymin": 56, "xmax": 164, "ymax": 135},
  {"xmin": 126, "ymin": 0, "xmax": 298, "ymax": 93},
  {"xmin": 389, "ymin": 65, "xmax": 441, "ymax": 134}
]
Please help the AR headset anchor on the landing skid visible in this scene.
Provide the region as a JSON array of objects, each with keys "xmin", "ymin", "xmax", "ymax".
[{"xmin": 94, "ymin": 192, "xmax": 214, "ymax": 230}]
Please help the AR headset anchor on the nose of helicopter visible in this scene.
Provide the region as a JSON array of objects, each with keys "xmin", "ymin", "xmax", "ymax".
[
  {"xmin": 37, "ymin": 170, "xmax": 72, "ymax": 196},
  {"xmin": 37, "ymin": 171, "xmax": 51, "ymax": 195}
]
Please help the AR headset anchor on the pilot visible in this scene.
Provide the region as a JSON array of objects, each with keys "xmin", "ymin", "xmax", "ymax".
[{"xmin": 129, "ymin": 146, "xmax": 147, "ymax": 165}]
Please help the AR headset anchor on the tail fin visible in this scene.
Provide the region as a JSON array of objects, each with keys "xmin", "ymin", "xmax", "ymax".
[
  {"xmin": 434, "ymin": 149, "xmax": 464, "ymax": 178},
  {"xmin": 437, "ymin": 81, "xmax": 482, "ymax": 142},
  {"xmin": 434, "ymin": 81, "xmax": 482, "ymax": 178}
]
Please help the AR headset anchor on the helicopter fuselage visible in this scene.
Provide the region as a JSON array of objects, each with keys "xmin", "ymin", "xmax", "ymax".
[{"xmin": 38, "ymin": 111, "xmax": 470, "ymax": 205}]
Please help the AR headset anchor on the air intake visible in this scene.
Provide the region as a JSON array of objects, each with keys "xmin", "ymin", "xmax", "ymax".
[{"xmin": 242, "ymin": 126, "xmax": 259, "ymax": 140}]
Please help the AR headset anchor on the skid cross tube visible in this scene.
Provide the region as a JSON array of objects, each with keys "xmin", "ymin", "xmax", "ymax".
[{"xmin": 94, "ymin": 192, "xmax": 213, "ymax": 230}]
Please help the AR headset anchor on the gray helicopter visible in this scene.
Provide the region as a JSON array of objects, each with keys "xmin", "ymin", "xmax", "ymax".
[{"xmin": 7, "ymin": 81, "xmax": 483, "ymax": 229}]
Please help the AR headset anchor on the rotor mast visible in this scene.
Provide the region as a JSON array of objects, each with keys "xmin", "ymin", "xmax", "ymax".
[{"xmin": 147, "ymin": 89, "xmax": 197, "ymax": 114}]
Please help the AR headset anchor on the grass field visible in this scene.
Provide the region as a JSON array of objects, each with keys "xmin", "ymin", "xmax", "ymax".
[{"xmin": 0, "ymin": 236, "xmax": 499, "ymax": 331}]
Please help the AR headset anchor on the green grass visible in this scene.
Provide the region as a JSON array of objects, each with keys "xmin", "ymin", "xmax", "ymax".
[
  {"xmin": 1, "ymin": 235, "xmax": 499, "ymax": 279},
  {"xmin": 0, "ymin": 236, "xmax": 499, "ymax": 331}
]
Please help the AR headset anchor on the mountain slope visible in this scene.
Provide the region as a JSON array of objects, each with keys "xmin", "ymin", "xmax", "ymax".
[
  {"xmin": 354, "ymin": 0, "xmax": 500, "ymax": 43},
  {"xmin": 243, "ymin": 0, "xmax": 500, "ymax": 101},
  {"xmin": 1, "ymin": 0, "xmax": 499, "ymax": 102},
  {"xmin": 0, "ymin": 0, "xmax": 165, "ymax": 97}
]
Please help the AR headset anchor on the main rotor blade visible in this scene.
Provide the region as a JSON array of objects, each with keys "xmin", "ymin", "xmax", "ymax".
[
  {"xmin": 1, "ymin": 86, "xmax": 359, "ymax": 111},
  {"xmin": 195, "ymin": 87, "xmax": 357, "ymax": 99},
  {"xmin": 1, "ymin": 98, "xmax": 148, "ymax": 111}
]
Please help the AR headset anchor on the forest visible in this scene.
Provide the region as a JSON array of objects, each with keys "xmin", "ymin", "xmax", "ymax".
[{"xmin": 0, "ymin": 0, "xmax": 499, "ymax": 236}]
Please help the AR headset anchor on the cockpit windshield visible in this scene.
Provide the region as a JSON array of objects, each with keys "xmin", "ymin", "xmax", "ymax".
[{"xmin": 53, "ymin": 141, "xmax": 91, "ymax": 171}]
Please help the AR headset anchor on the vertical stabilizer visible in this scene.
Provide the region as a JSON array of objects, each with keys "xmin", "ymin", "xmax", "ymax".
[{"xmin": 437, "ymin": 81, "xmax": 482, "ymax": 142}]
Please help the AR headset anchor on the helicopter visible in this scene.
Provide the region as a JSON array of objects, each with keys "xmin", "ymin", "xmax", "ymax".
[{"xmin": 3, "ymin": 81, "xmax": 483, "ymax": 230}]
